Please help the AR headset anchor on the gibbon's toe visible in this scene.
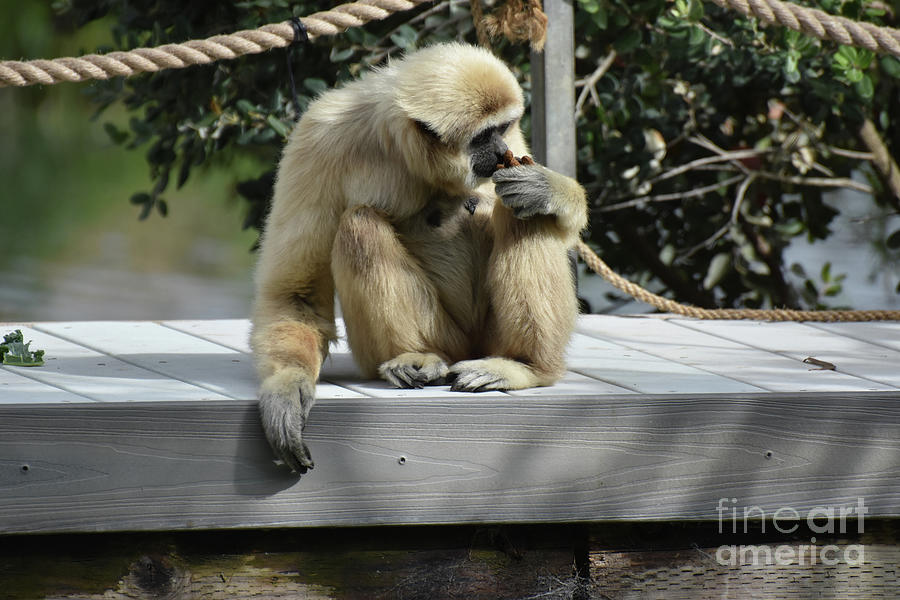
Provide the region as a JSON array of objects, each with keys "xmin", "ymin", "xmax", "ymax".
[
  {"xmin": 276, "ymin": 438, "xmax": 315, "ymax": 474},
  {"xmin": 379, "ymin": 352, "xmax": 449, "ymax": 389},
  {"xmin": 448, "ymin": 359, "xmax": 511, "ymax": 392}
]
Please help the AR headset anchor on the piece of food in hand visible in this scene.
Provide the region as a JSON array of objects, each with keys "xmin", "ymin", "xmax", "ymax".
[{"xmin": 495, "ymin": 149, "xmax": 535, "ymax": 171}]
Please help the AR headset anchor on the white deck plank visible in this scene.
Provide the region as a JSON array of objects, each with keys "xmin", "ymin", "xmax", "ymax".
[
  {"xmin": 577, "ymin": 316, "xmax": 894, "ymax": 393},
  {"xmin": 162, "ymin": 319, "xmax": 253, "ymax": 352},
  {"xmin": 161, "ymin": 319, "xmax": 367, "ymax": 399},
  {"xmin": 1, "ymin": 325, "xmax": 230, "ymax": 403},
  {"xmin": 35, "ymin": 321, "xmax": 366, "ymax": 401},
  {"xmin": 674, "ymin": 319, "xmax": 900, "ymax": 390},
  {"xmin": 807, "ymin": 321, "xmax": 900, "ymax": 353},
  {"xmin": 4, "ymin": 315, "xmax": 899, "ymax": 404},
  {"xmin": 567, "ymin": 331, "xmax": 766, "ymax": 394},
  {"xmin": 0, "ymin": 367, "xmax": 89, "ymax": 403}
]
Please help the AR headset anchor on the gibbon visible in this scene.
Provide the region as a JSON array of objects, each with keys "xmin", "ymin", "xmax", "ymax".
[{"xmin": 250, "ymin": 42, "xmax": 588, "ymax": 473}]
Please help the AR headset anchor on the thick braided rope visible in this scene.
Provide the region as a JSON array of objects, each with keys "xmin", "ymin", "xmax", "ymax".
[
  {"xmin": 709, "ymin": 0, "xmax": 900, "ymax": 57},
  {"xmin": 0, "ymin": 0, "xmax": 430, "ymax": 87},
  {"xmin": 6, "ymin": 0, "xmax": 900, "ymax": 88},
  {"xmin": 576, "ymin": 241, "xmax": 900, "ymax": 321}
]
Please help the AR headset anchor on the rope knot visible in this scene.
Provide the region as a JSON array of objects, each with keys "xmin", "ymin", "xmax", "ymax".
[{"xmin": 480, "ymin": 0, "xmax": 548, "ymax": 51}]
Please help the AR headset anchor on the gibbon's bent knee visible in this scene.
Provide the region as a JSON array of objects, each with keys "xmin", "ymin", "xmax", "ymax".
[{"xmin": 333, "ymin": 206, "xmax": 399, "ymax": 274}]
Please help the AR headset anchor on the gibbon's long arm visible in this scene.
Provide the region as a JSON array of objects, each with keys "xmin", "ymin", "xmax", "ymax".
[{"xmin": 250, "ymin": 188, "xmax": 338, "ymax": 473}]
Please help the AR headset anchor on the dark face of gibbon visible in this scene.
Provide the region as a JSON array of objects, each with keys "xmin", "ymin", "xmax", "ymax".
[{"xmin": 469, "ymin": 121, "xmax": 513, "ymax": 179}]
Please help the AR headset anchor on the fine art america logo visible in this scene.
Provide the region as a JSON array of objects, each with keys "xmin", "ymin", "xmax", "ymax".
[{"xmin": 714, "ymin": 497, "xmax": 868, "ymax": 567}]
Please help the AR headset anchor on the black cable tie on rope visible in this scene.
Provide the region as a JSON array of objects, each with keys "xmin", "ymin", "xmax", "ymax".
[{"xmin": 286, "ymin": 16, "xmax": 309, "ymax": 119}]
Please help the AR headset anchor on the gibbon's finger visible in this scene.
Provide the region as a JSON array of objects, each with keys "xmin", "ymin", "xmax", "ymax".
[
  {"xmin": 493, "ymin": 166, "xmax": 549, "ymax": 188},
  {"xmin": 495, "ymin": 189, "xmax": 552, "ymax": 219},
  {"xmin": 491, "ymin": 165, "xmax": 532, "ymax": 182}
]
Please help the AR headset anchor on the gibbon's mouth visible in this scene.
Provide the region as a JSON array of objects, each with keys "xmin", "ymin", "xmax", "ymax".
[{"xmin": 472, "ymin": 162, "xmax": 499, "ymax": 179}]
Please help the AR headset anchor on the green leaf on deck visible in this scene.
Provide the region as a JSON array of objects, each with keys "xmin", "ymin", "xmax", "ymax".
[{"xmin": 0, "ymin": 330, "xmax": 45, "ymax": 367}]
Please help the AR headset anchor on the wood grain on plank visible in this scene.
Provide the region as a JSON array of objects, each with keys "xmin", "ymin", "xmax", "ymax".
[{"xmin": 2, "ymin": 392, "xmax": 898, "ymax": 534}]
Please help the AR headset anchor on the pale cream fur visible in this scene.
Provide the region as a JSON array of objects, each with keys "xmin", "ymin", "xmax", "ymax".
[{"xmin": 250, "ymin": 43, "xmax": 587, "ymax": 470}]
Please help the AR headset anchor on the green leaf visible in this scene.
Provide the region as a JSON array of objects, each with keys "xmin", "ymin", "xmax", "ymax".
[
  {"xmin": 687, "ymin": 0, "xmax": 705, "ymax": 21},
  {"xmin": 591, "ymin": 6, "xmax": 608, "ymax": 29},
  {"xmin": 688, "ymin": 26, "xmax": 706, "ymax": 47},
  {"xmin": 845, "ymin": 67, "xmax": 864, "ymax": 83},
  {"xmin": 824, "ymin": 284, "xmax": 842, "ymax": 297},
  {"xmin": 330, "ymin": 47, "xmax": 354, "ymax": 62},
  {"xmin": 236, "ymin": 99, "xmax": 257, "ymax": 114},
  {"xmin": 266, "ymin": 115, "xmax": 290, "ymax": 138},
  {"xmin": 390, "ymin": 24, "xmax": 418, "ymax": 49},
  {"xmin": 855, "ymin": 74, "xmax": 874, "ymax": 99},
  {"xmin": 614, "ymin": 29, "xmax": 642, "ymax": 54},
  {"xmin": 703, "ymin": 253, "xmax": 731, "ymax": 290},
  {"xmin": 0, "ymin": 330, "xmax": 46, "ymax": 367},
  {"xmin": 129, "ymin": 192, "xmax": 151, "ymax": 206},
  {"xmin": 103, "ymin": 122, "xmax": 128, "ymax": 145},
  {"xmin": 579, "ymin": 0, "xmax": 600, "ymax": 14},
  {"xmin": 880, "ymin": 56, "xmax": 900, "ymax": 79},
  {"xmin": 303, "ymin": 78, "xmax": 328, "ymax": 96}
]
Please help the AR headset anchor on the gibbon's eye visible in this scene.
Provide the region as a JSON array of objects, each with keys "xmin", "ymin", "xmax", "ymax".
[
  {"xmin": 414, "ymin": 120, "xmax": 442, "ymax": 142},
  {"xmin": 499, "ymin": 121, "xmax": 514, "ymax": 135},
  {"xmin": 470, "ymin": 126, "xmax": 495, "ymax": 148}
]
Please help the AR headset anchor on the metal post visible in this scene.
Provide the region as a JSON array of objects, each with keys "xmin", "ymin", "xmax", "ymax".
[
  {"xmin": 530, "ymin": 0, "xmax": 580, "ymax": 301},
  {"xmin": 530, "ymin": 0, "xmax": 576, "ymax": 178}
]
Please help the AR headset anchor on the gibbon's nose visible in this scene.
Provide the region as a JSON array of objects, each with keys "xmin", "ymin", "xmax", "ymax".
[{"xmin": 494, "ymin": 138, "xmax": 509, "ymax": 162}]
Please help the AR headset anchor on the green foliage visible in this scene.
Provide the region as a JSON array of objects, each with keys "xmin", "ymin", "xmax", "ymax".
[
  {"xmin": 51, "ymin": 0, "xmax": 900, "ymax": 310},
  {"xmin": 1, "ymin": 331, "xmax": 45, "ymax": 367},
  {"xmin": 574, "ymin": 0, "xmax": 900, "ymax": 309}
]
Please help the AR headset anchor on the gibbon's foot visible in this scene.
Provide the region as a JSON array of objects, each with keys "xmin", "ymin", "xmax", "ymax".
[
  {"xmin": 379, "ymin": 352, "xmax": 449, "ymax": 388},
  {"xmin": 448, "ymin": 357, "xmax": 539, "ymax": 392},
  {"xmin": 258, "ymin": 380, "xmax": 316, "ymax": 474},
  {"xmin": 492, "ymin": 165, "xmax": 553, "ymax": 220}
]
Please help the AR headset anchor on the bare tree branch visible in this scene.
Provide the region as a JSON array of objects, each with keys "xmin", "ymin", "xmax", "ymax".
[
  {"xmin": 680, "ymin": 173, "xmax": 757, "ymax": 261},
  {"xmin": 754, "ymin": 171, "xmax": 874, "ymax": 194},
  {"xmin": 575, "ymin": 51, "xmax": 617, "ymax": 117},
  {"xmin": 648, "ymin": 148, "xmax": 762, "ymax": 184},
  {"xmin": 597, "ymin": 174, "xmax": 745, "ymax": 212}
]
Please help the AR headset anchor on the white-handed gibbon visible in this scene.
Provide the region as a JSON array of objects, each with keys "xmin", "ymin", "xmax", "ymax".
[{"xmin": 251, "ymin": 42, "xmax": 588, "ymax": 473}]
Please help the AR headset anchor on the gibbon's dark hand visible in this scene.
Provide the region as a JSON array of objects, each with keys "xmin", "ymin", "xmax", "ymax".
[
  {"xmin": 257, "ymin": 379, "xmax": 316, "ymax": 474},
  {"xmin": 492, "ymin": 165, "xmax": 554, "ymax": 219}
]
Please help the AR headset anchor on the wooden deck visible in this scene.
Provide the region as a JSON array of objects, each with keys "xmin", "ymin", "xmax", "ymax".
[{"xmin": 1, "ymin": 315, "xmax": 899, "ymax": 535}]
